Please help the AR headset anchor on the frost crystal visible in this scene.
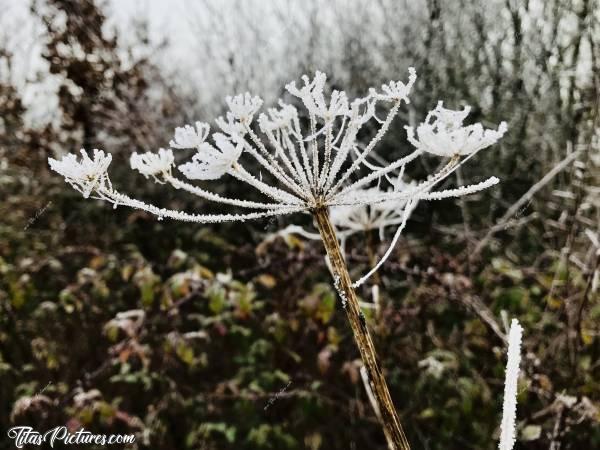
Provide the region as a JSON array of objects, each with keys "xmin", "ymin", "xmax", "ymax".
[
  {"xmin": 170, "ymin": 121, "xmax": 210, "ymax": 149},
  {"xmin": 49, "ymin": 67, "xmax": 507, "ymax": 284},
  {"xmin": 332, "ymin": 274, "xmax": 348, "ymax": 308}
]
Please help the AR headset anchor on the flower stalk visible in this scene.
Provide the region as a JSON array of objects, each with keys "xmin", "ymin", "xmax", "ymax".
[{"xmin": 313, "ymin": 206, "xmax": 410, "ymax": 450}]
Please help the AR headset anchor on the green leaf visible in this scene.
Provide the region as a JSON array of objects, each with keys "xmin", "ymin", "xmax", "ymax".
[
  {"xmin": 208, "ymin": 286, "xmax": 226, "ymax": 314},
  {"xmin": 176, "ymin": 343, "xmax": 194, "ymax": 366},
  {"xmin": 521, "ymin": 425, "xmax": 542, "ymax": 441}
]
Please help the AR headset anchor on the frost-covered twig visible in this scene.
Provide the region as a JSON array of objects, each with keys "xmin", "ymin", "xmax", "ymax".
[
  {"xmin": 499, "ymin": 319, "xmax": 523, "ymax": 450},
  {"xmin": 472, "ymin": 149, "xmax": 582, "ymax": 258}
]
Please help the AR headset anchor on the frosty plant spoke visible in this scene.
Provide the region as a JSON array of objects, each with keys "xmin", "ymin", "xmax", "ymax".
[
  {"xmin": 166, "ymin": 176, "xmax": 295, "ymax": 210},
  {"xmin": 49, "ymin": 67, "xmax": 508, "ymax": 450}
]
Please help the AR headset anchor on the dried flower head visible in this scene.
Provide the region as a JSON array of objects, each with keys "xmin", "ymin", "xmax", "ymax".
[
  {"xmin": 179, "ymin": 133, "xmax": 243, "ymax": 180},
  {"xmin": 259, "ymin": 102, "xmax": 298, "ymax": 133},
  {"xmin": 49, "ymin": 67, "xmax": 506, "ymax": 284},
  {"xmin": 170, "ymin": 121, "xmax": 210, "ymax": 149},
  {"xmin": 225, "ymin": 93, "xmax": 263, "ymax": 124},
  {"xmin": 406, "ymin": 101, "xmax": 508, "ymax": 157},
  {"xmin": 370, "ymin": 66, "xmax": 417, "ymax": 103},
  {"xmin": 130, "ymin": 148, "xmax": 174, "ymax": 180},
  {"xmin": 331, "ymin": 185, "xmax": 411, "ymax": 235},
  {"xmin": 286, "ymin": 71, "xmax": 349, "ymax": 121},
  {"xmin": 48, "ymin": 149, "xmax": 112, "ymax": 198}
]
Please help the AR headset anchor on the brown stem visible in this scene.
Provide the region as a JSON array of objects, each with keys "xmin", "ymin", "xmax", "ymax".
[{"xmin": 313, "ymin": 206, "xmax": 410, "ymax": 450}]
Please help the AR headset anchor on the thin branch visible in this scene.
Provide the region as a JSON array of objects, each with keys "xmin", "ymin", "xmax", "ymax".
[{"xmin": 472, "ymin": 149, "xmax": 582, "ymax": 257}]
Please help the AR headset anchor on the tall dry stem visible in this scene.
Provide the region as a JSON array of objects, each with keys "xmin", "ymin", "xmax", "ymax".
[{"xmin": 314, "ymin": 206, "xmax": 410, "ymax": 450}]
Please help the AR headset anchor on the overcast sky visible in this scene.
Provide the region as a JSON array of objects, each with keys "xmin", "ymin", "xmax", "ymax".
[
  {"xmin": 0, "ymin": 0, "xmax": 204, "ymax": 126},
  {"xmin": 107, "ymin": 0, "xmax": 192, "ymax": 50}
]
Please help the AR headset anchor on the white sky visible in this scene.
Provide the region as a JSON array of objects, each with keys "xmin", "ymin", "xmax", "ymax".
[
  {"xmin": 0, "ymin": 0, "xmax": 202, "ymax": 126},
  {"xmin": 106, "ymin": 0, "xmax": 193, "ymax": 50}
]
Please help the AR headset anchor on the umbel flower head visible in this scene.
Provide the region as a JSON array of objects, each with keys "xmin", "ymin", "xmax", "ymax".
[
  {"xmin": 369, "ymin": 67, "xmax": 417, "ymax": 102},
  {"xmin": 49, "ymin": 67, "xmax": 506, "ymax": 284},
  {"xmin": 406, "ymin": 101, "xmax": 507, "ymax": 157},
  {"xmin": 179, "ymin": 133, "xmax": 243, "ymax": 180},
  {"xmin": 130, "ymin": 148, "xmax": 174, "ymax": 181},
  {"xmin": 48, "ymin": 149, "xmax": 112, "ymax": 198},
  {"xmin": 169, "ymin": 121, "xmax": 210, "ymax": 149}
]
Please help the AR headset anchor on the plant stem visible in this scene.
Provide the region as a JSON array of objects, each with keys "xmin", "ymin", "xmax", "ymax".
[{"xmin": 313, "ymin": 206, "xmax": 410, "ymax": 450}]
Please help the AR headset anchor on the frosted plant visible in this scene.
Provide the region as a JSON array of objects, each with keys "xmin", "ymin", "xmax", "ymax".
[
  {"xmin": 499, "ymin": 319, "xmax": 523, "ymax": 450},
  {"xmin": 49, "ymin": 68, "xmax": 507, "ymax": 450}
]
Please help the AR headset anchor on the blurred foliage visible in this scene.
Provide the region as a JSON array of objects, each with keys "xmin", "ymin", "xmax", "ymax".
[
  {"xmin": 1, "ymin": 0, "xmax": 599, "ymax": 449},
  {"xmin": 2, "ymin": 177, "xmax": 599, "ymax": 449}
]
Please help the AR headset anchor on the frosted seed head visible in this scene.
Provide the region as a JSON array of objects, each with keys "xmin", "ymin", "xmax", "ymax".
[
  {"xmin": 408, "ymin": 102, "xmax": 507, "ymax": 157},
  {"xmin": 170, "ymin": 121, "xmax": 210, "ymax": 149},
  {"xmin": 286, "ymin": 71, "xmax": 348, "ymax": 120},
  {"xmin": 225, "ymin": 92, "xmax": 263, "ymax": 124},
  {"xmin": 430, "ymin": 101, "xmax": 471, "ymax": 131},
  {"xmin": 331, "ymin": 185, "xmax": 411, "ymax": 233},
  {"xmin": 49, "ymin": 66, "xmax": 505, "ymax": 238},
  {"xmin": 48, "ymin": 148, "xmax": 112, "ymax": 198},
  {"xmin": 216, "ymin": 112, "xmax": 248, "ymax": 138},
  {"xmin": 130, "ymin": 148, "xmax": 174, "ymax": 179},
  {"xmin": 258, "ymin": 102, "xmax": 298, "ymax": 133},
  {"xmin": 326, "ymin": 90, "xmax": 349, "ymax": 120},
  {"xmin": 178, "ymin": 133, "xmax": 243, "ymax": 181},
  {"xmin": 371, "ymin": 67, "xmax": 417, "ymax": 103}
]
